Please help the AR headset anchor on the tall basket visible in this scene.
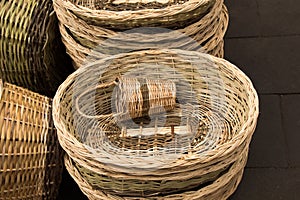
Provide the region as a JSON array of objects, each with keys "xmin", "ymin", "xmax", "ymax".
[
  {"xmin": 0, "ymin": 79, "xmax": 63, "ymax": 199},
  {"xmin": 0, "ymin": 0, "xmax": 73, "ymax": 96}
]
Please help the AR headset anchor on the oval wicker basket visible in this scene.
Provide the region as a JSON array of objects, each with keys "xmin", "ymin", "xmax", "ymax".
[
  {"xmin": 54, "ymin": 0, "xmax": 216, "ymax": 29},
  {"xmin": 53, "ymin": 49, "xmax": 259, "ymax": 198},
  {"xmin": 0, "ymin": 79, "xmax": 63, "ymax": 199},
  {"xmin": 0, "ymin": 0, "xmax": 73, "ymax": 96},
  {"xmin": 54, "ymin": 0, "xmax": 228, "ymax": 68}
]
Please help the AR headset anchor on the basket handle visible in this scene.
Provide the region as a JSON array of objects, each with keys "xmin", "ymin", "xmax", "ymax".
[{"xmin": 75, "ymin": 80, "xmax": 117, "ymax": 119}]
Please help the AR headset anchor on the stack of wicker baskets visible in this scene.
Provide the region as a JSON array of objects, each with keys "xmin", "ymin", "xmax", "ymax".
[
  {"xmin": 0, "ymin": 0, "xmax": 73, "ymax": 96},
  {"xmin": 53, "ymin": 0, "xmax": 228, "ymax": 68},
  {"xmin": 0, "ymin": 79, "xmax": 63, "ymax": 199},
  {"xmin": 53, "ymin": 49, "xmax": 259, "ymax": 199}
]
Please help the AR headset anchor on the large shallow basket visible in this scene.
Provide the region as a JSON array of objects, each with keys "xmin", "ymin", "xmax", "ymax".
[
  {"xmin": 54, "ymin": 0, "xmax": 216, "ymax": 29},
  {"xmin": 54, "ymin": 0, "xmax": 228, "ymax": 68},
  {"xmin": 53, "ymin": 49, "xmax": 259, "ymax": 198},
  {"xmin": 0, "ymin": 0, "xmax": 73, "ymax": 96},
  {"xmin": 0, "ymin": 79, "xmax": 63, "ymax": 199}
]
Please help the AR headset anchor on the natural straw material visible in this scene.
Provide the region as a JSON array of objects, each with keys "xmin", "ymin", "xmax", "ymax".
[
  {"xmin": 65, "ymin": 146, "xmax": 249, "ymax": 199},
  {"xmin": 73, "ymin": 156, "xmax": 230, "ymax": 197},
  {"xmin": 54, "ymin": 0, "xmax": 228, "ymax": 68},
  {"xmin": 109, "ymin": 77, "xmax": 176, "ymax": 120},
  {"xmin": 0, "ymin": 0, "xmax": 73, "ymax": 96},
  {"xmin": 55, "ymin": 0, "xmax": 216, "ymax": 29},
  {"xmin": 53, "ymin": 49, "xmax": 259, "ymax": 198},
  {"xmin": 0, "ymin": 79, "xmax": 63, "ymax": 199}
]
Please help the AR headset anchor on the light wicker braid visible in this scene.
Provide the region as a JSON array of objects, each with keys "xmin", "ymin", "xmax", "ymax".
[
  {"xmin": 64, "ymin": 146, "xmax": 249, "ymax": 199},
  {"xmin": 55, "ymin": 0, "xmax": 216, "ymax": 29},
  {"xmin": 53, "ymin": 49, "xmax": 259, "ymax": 174},
  {"xmin": 71, "ymin": 0, "xmax": 194, "ymax": 11},
  {"xmin": 54, "ymin": 0, "xmax": 228, "ymax": 68}
]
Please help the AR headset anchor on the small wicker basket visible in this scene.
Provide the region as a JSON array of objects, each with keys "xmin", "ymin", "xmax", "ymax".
[
  {"xmin": 0, "ymin": 0, "xmax": 73, "ymax": 96},
  {"xmin": 0, "ymin": 79, "xmax": 63, "ymax": 199},
  {"xmin": 53, "ymin": 49, "xmax": 259, "ymax": 199}
]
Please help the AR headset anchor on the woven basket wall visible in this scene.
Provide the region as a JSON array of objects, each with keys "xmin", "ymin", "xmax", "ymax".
[
  {"xmin": 0, "ymin": 0, "xmax": 74, "ymax": 96},
  {"xmin": 65, "ymin": 147, "xmax": 249, "ymax": 200},
  {"xmin": 52, "ymin": 49, "xmax": 259, "ymax": 199},
  {"xmin": 53, "ymin": 0, "xmax": 228, "ymax": 68},
  {"xmin": 54, "ymin": 0, "xmax": 216, "ymax": 29},
  {"xmin": 0, "ymin": 79, "xmax": 63, "ymax": 199}
]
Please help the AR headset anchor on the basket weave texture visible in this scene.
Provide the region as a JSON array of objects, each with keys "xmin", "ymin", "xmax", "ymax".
[
  {"xmin": 0, "ymin": 79, "xmax": 63, "ymax": 199},
  {"xmin": 53, "ymin": 0, "xmax": 228, "ymax": 68},
  {"xmin": 53, "ymin": 49, "xmax": 259, "ymax": 199},
  {"xmin": 55, "ymin": 0, "xmax": 216, "ymax": 29},
  {"xmin": 65, "ymin": 147, "xmax": 249, "ymax": 200},
  {"xmin": 0, "ymin": 0, "xmax": 73, "ymax": 96}
]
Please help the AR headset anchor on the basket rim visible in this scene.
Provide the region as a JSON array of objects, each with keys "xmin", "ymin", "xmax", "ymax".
[
  {"xmin": 53, "ymin": 49, "xmax": 259, "ymax": 171},
  {"xmin": 55, "ymin": 0, "xmax": 218, "ymax": 21}
]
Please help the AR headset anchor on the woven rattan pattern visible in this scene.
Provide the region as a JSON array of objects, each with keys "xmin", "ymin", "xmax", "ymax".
[
  {"xmin": 54, "ymin": 0, "xmax": 228, "ymax": 68},
  {"xmin": 65, "ymin": 146, "xmax": 249, "ymax": 199},
  {"xmin": 53, "ymin": 49, "xmax": 258, "ymax": 171},
  {"xmin": 0, "ymin": 0, "xmax": 73, "ymax": 96},
  {"xmin": 0, "ymin": 79, "xmax": 63, "ymax": 199},
  {"xmin": 53, "ymin": 49, "xmax": 259, "ymax": 198},
  {"xmin": 73, "ymin": 155, "xmax": 230, "ymax": 197},
  {"xmin": 55, "ymin": 0, "xmax": 216, "ymax": 29},
  {"xmin": 72, "ymin": 0, "xmax": 190, "ymax": 11}
]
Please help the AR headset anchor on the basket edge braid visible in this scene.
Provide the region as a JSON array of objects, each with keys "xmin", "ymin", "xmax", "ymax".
[{"xmin": 56, "ymin": 0, "xmax": 219, "ymax": 24}]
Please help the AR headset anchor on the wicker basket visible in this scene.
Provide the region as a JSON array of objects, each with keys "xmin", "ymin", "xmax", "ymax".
[
  {"xmin": 54, "ymin": 0, "xmax": 228, "ymax": 68},
  {"xmin": 0, "ymin": 0, "xmax": 73, "ymax": 96},
  {"xmin": 54, "ymin": 0, "xmax": 216, "ymax": 29},
  {"xmin": 65, "ymin": 146, "xmax": 249, "ymax": 199},
  {"xmin": 0, "ymin": 79, "xmax": 63, "ymax": 199},
  {"xmin": 53, "ymin": 49, "xmax": 259, "ymax": 198}
]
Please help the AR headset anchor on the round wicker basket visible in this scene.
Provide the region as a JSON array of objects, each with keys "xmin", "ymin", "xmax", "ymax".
[
  {"xmin": 54, "ymin": 0, "xmax": 217, "ymax": 29},
  {"xmin": 0, "ymin": 79, "xmax": 63, "ymax": 199},
  {"xmin": 0, "ymin": 0, "xmax": 73, "ymax": 96},
  {"xmin": 53, "ymin": 49, "xmax": 259, "ymax": 198}
]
